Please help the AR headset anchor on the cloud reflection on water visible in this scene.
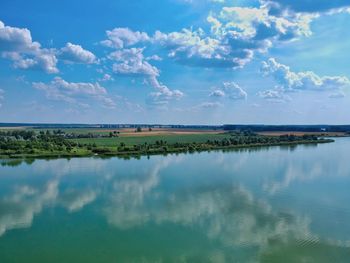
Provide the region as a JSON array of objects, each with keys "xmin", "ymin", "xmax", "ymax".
[{"xmin": 0, "ymin": 143, "xmax": 350, "ymax": 262}]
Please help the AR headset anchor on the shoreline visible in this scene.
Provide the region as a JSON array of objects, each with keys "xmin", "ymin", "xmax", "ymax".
[{"xmin": 0, "ymin": 138, "xmax": 334, "ymax": 160}]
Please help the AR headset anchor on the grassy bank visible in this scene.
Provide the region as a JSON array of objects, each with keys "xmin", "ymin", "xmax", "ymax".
[
  {"xmin": 0, "ymin": 139, "xmax": 334, "ymax": 159},
  {"xmin": 0, "ymin": 129, "xmax": 334, "ymax": 159}
]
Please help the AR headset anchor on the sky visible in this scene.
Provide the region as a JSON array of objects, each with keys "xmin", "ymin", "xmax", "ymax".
[{"xmin": 1, "ymin": 0, "xmax": 350, "ymax": 125}]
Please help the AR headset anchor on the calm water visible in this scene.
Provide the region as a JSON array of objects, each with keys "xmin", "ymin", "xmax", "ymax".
[{"xmin": 1, "ymin": 139, "xmax": 350, "ymax": 262}]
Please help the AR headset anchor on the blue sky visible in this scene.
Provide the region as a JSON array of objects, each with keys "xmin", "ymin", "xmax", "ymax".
[{"xmin": 1, "ymin": 0, "xmax": 350, "ymax": 124}]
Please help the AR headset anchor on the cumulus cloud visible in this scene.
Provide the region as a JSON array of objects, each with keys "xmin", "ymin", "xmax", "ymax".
[
  {"xmin": 110, "ymin": 47, "xmax": 159, "ymax": 76},
  {"xmin": 101, "ymin": 27, "xmax": 150, "ymax": 49},
  {"xmin": 97, "ymin": 1, "xmax": 347, "ymax": 75},
  {"xmin": 146, "ymin": 54, "xmax": 163, "ymax": 61},
  {"xmin": 153, "ymin": 28, "xmax": 248, "ymax": 68},
  {"xmin": 95, "ymin": 1, "xmax": 347, "ymax": 105},
  {"xmin": 0, "ymin": 20, "xmax": 58, "ymax": 73},
  {"xmin": 222, "ymin": 81, "xmax": 248, "ymax": 99},
  {"xmin": 33, "ymin": 77, "xmax": 116, "ymax": 109},
  {"xmin": 257, "ymin": 87, "xmax": 291, "ymax": 102},
  {"xmin": 209, "ymin": 89, "xmax": 225, "ymax": 97},
  {"xmin": 261, "ymin": 58, "xmax": 350, "ymax": 94},
  {"xmin": 258, "ymin": 88, "xmax": 283, "ymax": 99},
  {"xmin": 100, "ymin": 73, "xmax": 114, "ymax": 82},
  {"xmin": 107, "ymin": 47, "xmax": 183, "ymax": 105},
  {"xmin": 147, "ymin": 76, "xmax": 184, "ymax": 105},
  {"xmin": 218, "ymin": 6, "xmax": 314, "ymax": 38},
  {"xmin": 59, "ymin": 42, "xmax": 97, "ymax": 64},
  {"xmin": 261, "ymin": 0, "xmax": 350, "ymax": 15},
  {"xmin": 210, "ymin": 81, "xmax": 247, "ymax": 100},
  {"xmin": 151, "ymin": 3, "xmax": 315, "ymax": 69}
]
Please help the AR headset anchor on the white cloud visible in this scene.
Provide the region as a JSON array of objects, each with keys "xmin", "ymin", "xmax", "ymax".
[
  {"xmin": 261, "ymin": 58, "xmax": 350, "ymax": 93},
  {"xmin": 59, "ymin": 42, "xmax": 97, "ymax": 64},
  {"xmin": 101, "ymin": 27, "xmax": 150, "ymax": 49},
  {"xmin": 261, "ymin": 0, "xmax": 350, "ymax": 15},
  {"xmin": 148, "ymin": 76, "xmax": 184, "ymax": 105},
  {"xmin": 0, "ymin": 20, "xmax": 58, "ymax": 73},
  {"xmin": 151, "ymin": 4, "xmax": 315, "ymax": 69},
  {"xmin": 0, "ymin": 20, "xmax": 38, "ymax": 52},
  {"xmin": 258, "ymin": 89, "xmax": 283, "ymax": 99},
  {"xmin": 222, "ymin": 82, "xmax": 247, "ymax": 100},
  {"xmin": 33, "ymin": 77, "xmax": 116, "ymax": 109},
  {"xmin": 146, "ymin": 54, "xmax": 163, "ymax": 61},
  {"xmin": 100, "ymin": 73, "xmax": 113, "ymax": 82},
  {"xmin": 210, "ymin": 82, "xmax": 247, "ymax": 100},
  {"xmin": 257, "ymin": 87, "xmax": 291, "ymax": 102},
  {"xmin": 217, "ymin": 5, "xmax": 314, "ymax": 38},
  {"xmin": 92, "ymin": 2, "xmax": 350, "ymax": 107},
  {"xmin": 108, "ymin": 47, "xmax": 183, "ymax": 105},
  {"xmin": 110, "ymin": 48, "xmax": 159, "ymax": 77},
  {"xmin": 209, "ymin": 89, "xmax": 225, "ymax": 97},
  {"xmin": 154, "ymin": 28, "xmax": 249, "ymax": 68}
]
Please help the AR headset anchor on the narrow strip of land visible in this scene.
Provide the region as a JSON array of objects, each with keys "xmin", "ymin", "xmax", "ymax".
[{"xmin": 0, "ymin": 128, "xmax": 335, "ymax": 159}]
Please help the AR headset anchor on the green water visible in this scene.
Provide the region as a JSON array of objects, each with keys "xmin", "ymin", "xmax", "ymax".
[{"xmin": 1, "ymin": 138, "xmax": 350, "ymax": 262}]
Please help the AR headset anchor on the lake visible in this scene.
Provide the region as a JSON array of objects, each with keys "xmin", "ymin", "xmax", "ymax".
[{"xmin": 0, "ymin": 138, "xmax": 350, "ymax": 262}]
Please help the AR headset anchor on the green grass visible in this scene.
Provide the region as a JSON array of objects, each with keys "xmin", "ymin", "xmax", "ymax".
[
  {"xmin": 38, "ymin": 128, "xmax": 113, "ymax": 135},
  {"xmin": 70, "ymin": 133, "xmax": 233, "ymax": 146},
  {"xmin": 1, "ymin": 128, "xmax": 335, "ymax": 159},
  {"xmin": 0, "ymin": 147, "xmax": 92, "ymax": 158}
]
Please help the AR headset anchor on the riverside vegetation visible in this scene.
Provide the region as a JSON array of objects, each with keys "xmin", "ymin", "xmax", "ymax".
[{"xmin": 0, "ymin": 129, "xmax": 334, "ymax": 159}]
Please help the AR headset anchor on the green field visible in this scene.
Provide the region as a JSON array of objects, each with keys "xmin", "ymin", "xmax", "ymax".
[
  {"xmin": 70, "ymin": 133, "xmax": 233, "ymax": 147},
  {"xmin": 36, "ymin": 128, "xmax": 113, "ymax": 135},
  {"xmin": 1, "ymin": 128, "xmax": 334, "ymax": 159}
]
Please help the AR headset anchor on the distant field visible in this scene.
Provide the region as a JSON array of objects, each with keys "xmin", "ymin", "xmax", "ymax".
[
  {"xmin": 23, "ymin": 128, "xmax": 226, "ymax": 136},
  {"xmin": 0, "ymin": 126, "xmax": 30, "ymax": 130},
  {"xmin": 1, "ymin": 126, "xmax": 335, "ymax": 159},
  {"xmin": 70, "ymin": 133, "xmax": 233, "ymax": 147},
  {"xmin": 0, "ymin": 126, "xmax": 233, "ymax": 146},
  {"xmin": 256, "ymin": 131, "xmax": 347, "ymax": 137}
]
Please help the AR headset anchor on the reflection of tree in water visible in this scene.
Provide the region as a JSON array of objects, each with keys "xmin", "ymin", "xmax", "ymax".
[{"xmin": 1, "ymin": 159, "xmax": 24, "ymax": 167}]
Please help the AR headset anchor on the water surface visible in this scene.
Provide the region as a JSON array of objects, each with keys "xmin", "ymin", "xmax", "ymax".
[{"xmin": 1, "ymin": 138, "xmax": 350, "ymax": 262}]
